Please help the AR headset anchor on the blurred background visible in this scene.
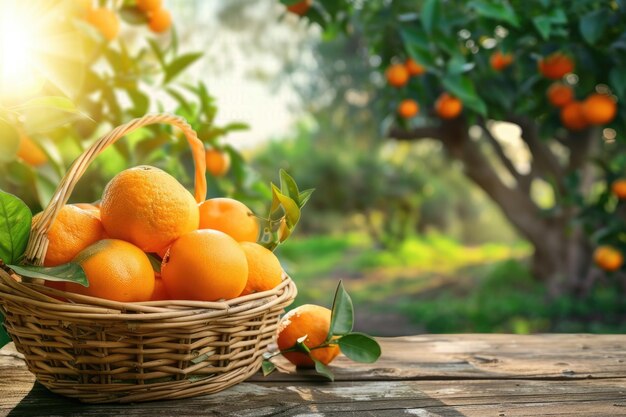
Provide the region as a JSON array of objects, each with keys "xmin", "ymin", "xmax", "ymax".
[{"xmin": 1, "ymin": 0, "xmax": 626, "ymax": 337}]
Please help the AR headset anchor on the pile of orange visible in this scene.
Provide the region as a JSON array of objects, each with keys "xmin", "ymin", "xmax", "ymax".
[
  {"xmin": 82, "ymin": 0, "xmax": 171, "ymax": 41},
  {"xmin": 548, "ymin": 84, "xmax": 618, "ymax": 131},
  {"xmin": 38, "ymin": 165, "xmax": 283, "ymax": 303}
]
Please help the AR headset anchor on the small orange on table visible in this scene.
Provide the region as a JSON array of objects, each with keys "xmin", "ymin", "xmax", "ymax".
[{"xmin": 277, "ymin": 304, "xmax": 340, "ymax": 367}]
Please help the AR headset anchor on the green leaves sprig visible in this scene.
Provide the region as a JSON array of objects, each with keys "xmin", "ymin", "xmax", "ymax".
[
  {"xmin": 263, "ymin": 281, "xmax": 381, "ymax": 381},
  {"xmin": 258, "ymin": 169, "xmax": 314, "ymax": 251},
  {"xmin": 0, "ymin": 190, "xmax": 87, "ymax": 286}
]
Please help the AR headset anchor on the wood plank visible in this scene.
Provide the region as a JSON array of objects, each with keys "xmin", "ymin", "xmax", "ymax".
[{"xmin": 3, "ymin": 334, "xmax": 626, "ymax": 416}]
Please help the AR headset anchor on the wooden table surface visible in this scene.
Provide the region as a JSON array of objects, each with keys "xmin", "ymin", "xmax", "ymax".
[{"xmin": 2, "ymin": 334, "xmax": 626, "ymax": 416}]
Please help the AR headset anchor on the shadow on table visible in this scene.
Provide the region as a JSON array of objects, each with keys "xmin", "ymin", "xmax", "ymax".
[{"xmin": 8, "ymin": 380, "xmax": 469, "ymax": 416}]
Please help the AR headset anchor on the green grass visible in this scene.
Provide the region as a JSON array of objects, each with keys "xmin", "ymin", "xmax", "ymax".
[{"xmin": 277, "ymin": 233, "xmax": 626, "ymax": 335}]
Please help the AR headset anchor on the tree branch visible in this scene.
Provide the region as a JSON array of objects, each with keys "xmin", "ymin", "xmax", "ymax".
[{"xmin": 478, "ymin": 119, "xmax": 531, "ymax": 192}]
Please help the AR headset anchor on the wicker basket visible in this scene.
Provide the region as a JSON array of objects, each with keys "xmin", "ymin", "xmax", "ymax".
[{"xmin": 0, "ymin": 114, "xmax": 297, "ymax": 403}]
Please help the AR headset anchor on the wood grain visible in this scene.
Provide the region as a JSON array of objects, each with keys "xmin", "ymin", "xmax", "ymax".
[{"xmin": 3, "ymin": 334, "xmax": 626, "ymax": 416}]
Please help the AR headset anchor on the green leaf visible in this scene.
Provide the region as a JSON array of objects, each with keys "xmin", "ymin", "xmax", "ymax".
[
  {"xmin": 127, "ymin": 89, "xmax": 150, "ymax": 117},
  {"xmin": 262, "ymin": 359, "xmax": 276, "ymax": 376},
  {"xmin": 280, "ymin": 0, "xmax": 301, "ymax": 5},
  {"xmin": 18, "ymin": 97, "xmax": 83, "ymax": 134},
  {"xmin": 298, "ymin": 189, "xmax": 315, "ymax": 208},
  {"xmin": 338, "ymin": 333, "xmax": 381, "ymax": 363},
  {"xmin": 469, "ymin": 1, "xmax": 519, "ymax": 28},
  {"xmin": 223, "ymin": 122, "xmax": 250, "ymax": 132},
  {"xmin": 147, "ymin": 254, "xmax": 162, "ymax": 273},
  {"xmin": 9, "ymin": 263, "xmax": 88, "ymax": 287},
  {"xmin": 580, "ymin": 9, "xmax": 607, "ymax": 45},
  {"xmin": 164, "ymin": 53, "xmax": 203, "ymax": 84},
  {"xmin": 280, "ymin": 170, "xmax": 300, "ymax": 202},
  {"xmin": 533, "ymin": 15, "xmax": 551, "ymax": 40},
  {"xmin": 271, "ymin": 184, "xmax": 301, "ymax": 227},
  {"xmin": 442, "ymin": 74, "xmax": 487, "ymax": 115},
  {"xmin": 313, "ymin": 359, "xmax": 335, "ymax": 381},
  {"xmin": 119, "ymin": 6, "xmax": 149, "ymax": 25},
  {"xmin": 420, "ymin": 0, "xmax": 439, "ymax": 34},
  {"xmin": 0, "ymin": 190, "xmax": 31, "ymax": 264},
  {"xmin": 148, "ymin": 39, "xmax": 166, "ymax": 67},
  {"xmin": 327, "ymin": 280, "xmax": 354, "ymax": 339},
  {"xmin": 0, "ymin": 121, "xmax": 21, "ymax": 163},
  {"xmin": 610, "ymin": 67, "xmax": 626, "ymax": 99}
]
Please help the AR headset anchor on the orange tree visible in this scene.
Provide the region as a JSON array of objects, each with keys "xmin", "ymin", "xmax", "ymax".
[{"xmin": 281, "ymin": 0, "xmax": 626, "ymax": 294}]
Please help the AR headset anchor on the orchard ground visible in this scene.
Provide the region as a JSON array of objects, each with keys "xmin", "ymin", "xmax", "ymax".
[{"xmin": 277, "ymin": 233, "xmax": 626, "ymax": 336}]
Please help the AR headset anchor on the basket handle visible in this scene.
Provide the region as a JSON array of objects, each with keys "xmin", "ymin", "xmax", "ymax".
[{"xmin": 24, "ymin": 113, "xmax": 207, "ymax": 266}]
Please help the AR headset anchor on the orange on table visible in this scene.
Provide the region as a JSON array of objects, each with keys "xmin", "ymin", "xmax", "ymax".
[
  {"xmin": 85, "ymin": 7, "xmax": 119, "ymax": 41},
  {"xmin": 65, "ymin": 239, "xmax": 155, "ymax": 302},
  {"xmin": 385, "ymin": 64, "xmax": 409, "ymax": 88},
  {"xmin": 136, "ymin": 0, "xmax": 162, "ymax": 13},
  {"xmin": 206, "ymin": 148, "xmax": 231, "ymax": 177},
  {"xmin": 17, "ymin": 133, "xmax": 47, "ymax": 167},
  {"xmin": 100, "ymin": 166, "xmax": 199, "ymax": 253},
  {"xmin": 397, "ymin": 99, "xmax": 419, "ymax": 119},
  {"xmin": 405, "ymin": 58, "xmax": 425, "ymax": 76},
  {"xmin": 161, "ymin": 230, "xmax": 248, "ymax": 301},
  {"xmin": 611, "ymin": 179, "xmax": 626, "ymax": 200},
  {"xmin": 435, "ymin": 93, "xmax": 463, "ymax": 119},
  {"xmin": 33, "ymin": 205, "xmax": 104, "ymax": 267},
  {"xmin": 198, "ymin": 198, "xmax": 259, "ymax": 242},
  {"xmin": 286, "ymin": 0, "xmax": 312, "ymax": 16},
  {"xmin": 547, "ymin": 83, "xmax": 574, "ymax": 108},
  {"xmin": 150, "ymin": 273, "xmax": 170, "ymax": 301},
  {"xmin": 239, "ymin": 242, "xmax": 283, "ymax": 296},
  {"xmin": 560, "ymin": 101, "xmax": 588, "ymax": 131},
  {"xmin": 582, "ymin": 94, "xmax": 617, "ymax": 125},
  {"xmin": 277, "ymin": 304, "xmax": 340, "ymax": 367},
  {"xmin": 490, "ymin": 51, "xmax": 513, "ymax": 71},
  {"xmin": 538, "ymin": 52, "xmax": 574, "ymax": 80},
  {"xmin": 594, "ymin": 246, "xmax": 623, "ymax": 272},
  {"xmin": 148, "ymin": 8, "xmax": 172, "ymax": 33}
]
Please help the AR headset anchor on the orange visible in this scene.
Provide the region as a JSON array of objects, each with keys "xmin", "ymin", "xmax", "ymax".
[
  {"xmin": 435, "ymin": 93, "xmax": 463, "ymax": 119},
  {"xmin": 287, "ymin": 0, "xmax": 312, "ymax": 16},
  {"xmin": 611, "ymin": 179, "xmax": 626, "ymax": 200},
  {"xmin": 239, "ymin": 242, "xmax": 283, "ymax": 296},
  {"xmin": 560, "ymin": 101, "xmax": 588, "ymax": 131},
  {"xmin": 198, "ymin": 198, "xmax": 259, "ymax": 242},
  {"xmin": 547, "ymin": 83, "xmax": 574, "ymax": 108},
  {"xmin": 490, "ymin": 51, "xmax": 513, "ymax": 71},
  {"xmin": 405, "ymin": 58, "xmax": 425, "ymax": 76},
  {"xmin": 538, "ymin": 52, "xmax": 574, "ymax": 80},
  {"xmin": 17, "ymin": 133, "xmax": 47, "ymax": 166},
  {"xmin": 397, "ymin": 99, "xmax": 419, "ymax": 118},
  {"xmin": 150, "ymin": 273, "xmax": 170, "ymax": 301},
  {"xmin": 277, "ymin": 304, "xmax": 340, "ymax": 367},
  {"xmin": 136, "ymin": 0, "xmax": 162, "ymax": 13},
  {"xmin": 148, "ymin": 8, "xmax": 172, "ymax": 33},
  {"xmin": 100, "ymin": 166, "xmax": 199, "ymax": 253},
  {"xmin": 582, "ymin": 94, "xmax": 617, "ymax": 125},
  {"xmin": 65, "ymin": 239, "xmax": 155, "ymax": 302},
  {"xmin": 385, "ymin": 64, "xmax": 409, "ymax": 88},
  {"xmin": 161, "ymin": 230, "xmax": 248, "ymax": 301},
  {"xmin": 85, "ymin": 7, "xmax": 119, "ymax": 41},
  {"xmin": 594, "ymin": 246, "xmax": 623, "ymax": 272},
  {"xmin": 72, "ymin": 203, "xmax": 100, "ymax": 219},
  {"xmin": 206, "ymin": 148, "xmax": 231, "ymax": 177},
  {"xmin": 33, "ymin": 205, "xmax": 104, "ymax": 267}
]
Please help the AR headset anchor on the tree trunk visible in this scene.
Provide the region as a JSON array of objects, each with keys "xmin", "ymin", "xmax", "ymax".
[{"xmin": 390, "ymin": 118, "xmax": 597, "ymax": 296}]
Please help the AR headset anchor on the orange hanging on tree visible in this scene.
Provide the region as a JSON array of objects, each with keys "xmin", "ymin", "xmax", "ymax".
[
  {"xmin": 547, "ymin": 83, "xmax": 574, "ymax": 108},
  {"xmin": 611, "ymin": 179, "xmax": 626, "ymax": 200},
  {"xmin": 405, "ymin": 58, "xmax": 425, "ymax": 76},
  {"xmin": 397, "ymin": 99, "xmax": 419, "ymax": 118},
  {"xmin": 582, "ymin": 93, "xmax": 617, "ymax": 125},
  {"xmin": 85, "ymin": 7, "xmax": 119, "ymax": 41},
  {"xmin": 594, "ymin": 246, "xmax": 624, "ymax": 272},
  {"xmin": 490, "ymin": 51, "xmax": 513, "ymax": 71},
  {"xmin": 205, "ymin": 148, "xmax": 231, "ymax": 177},
  {"xmin": 538, "ymin": 52, "xmax": 574, "ymax": 79},
  {"xmin": 435, "ymin": 93, "xmax": 462, "ymax": 119},
  {"xmin": 385, "ymin": 64, "xmax": 409, "ymax": 88},
  {"xmin": 560, "ymin": 101, "xmax": 588, "ymax": 131},
  {"xmin": 286, "ymin": 0, "xmax": 312, "ymax": 16}
]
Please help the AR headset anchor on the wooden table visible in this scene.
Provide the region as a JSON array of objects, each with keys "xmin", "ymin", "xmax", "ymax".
[{"xmin": 2, "ymin": 334, "xmax": 626, "ymax": 416}]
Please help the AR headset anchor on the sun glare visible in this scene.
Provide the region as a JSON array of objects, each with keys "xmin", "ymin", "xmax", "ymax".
[{"xmin": 0, "ymin": 0, "xmax": 85, "ymax": 101}]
